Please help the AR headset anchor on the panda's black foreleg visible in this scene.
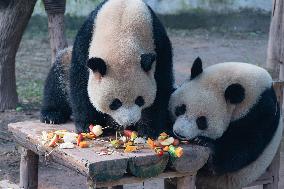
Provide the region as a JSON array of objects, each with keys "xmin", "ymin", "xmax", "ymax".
[
  {"xmin": 40, "ymin": 65, "xmax": 72, "ymax": 124},
  {"xmin": 69, "ymin": 68, "xmax": 107, "ymax": 133}
]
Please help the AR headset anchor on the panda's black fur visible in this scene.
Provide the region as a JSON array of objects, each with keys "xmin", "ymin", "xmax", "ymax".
[
  {"xmin": 199, "ymin": 86, "xmax": 280, "ymax": 175},
  {"xmin": 41, "ymin": 48, "xmax": 72, "ymax": 124},
  {"xmin": 41, "ymin": 0, "xmax": 174, "ymax": 137}
]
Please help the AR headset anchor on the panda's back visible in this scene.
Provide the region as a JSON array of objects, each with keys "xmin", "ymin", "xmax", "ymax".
[{"xmin": 88, "ymin": 0, "xmax": 155, "ymax": 69}]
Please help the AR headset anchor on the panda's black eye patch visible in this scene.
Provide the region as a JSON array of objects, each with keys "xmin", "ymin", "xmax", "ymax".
[
  {"xmin": 135, "ymin": 96, "xmax": 145, "ymax": 107},
  {"xmin": 196, "ymin": 116, "xmax": 208, "ymax": 130},
  {"xmin": 109, "ymin": 98, "xmax": 122, "ymax": 110},
  {"xmin": 175, "ymin": 104, "xmax": 186, "ymax": 117}
]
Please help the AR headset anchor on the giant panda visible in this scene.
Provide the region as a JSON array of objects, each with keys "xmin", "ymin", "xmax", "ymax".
[
  {"xmin": 40, "ymin": 0, "xmax": 174, "ymax": 137},
  {"xmin": 169, "ymin": 58, "xmax": 283, "ymax": 189}
]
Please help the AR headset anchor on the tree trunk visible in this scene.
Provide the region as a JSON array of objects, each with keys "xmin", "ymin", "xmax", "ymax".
[
  {"xmin": 0, "ymin": 0, "xmax": 37, "ymax": 111},
  {"xmin": 43, "ymin": 0, "xmax": 68, "ymax": 64},
  {"xmin": 267, "ymin": 0, "xmax": 284, "ymax": 80}
]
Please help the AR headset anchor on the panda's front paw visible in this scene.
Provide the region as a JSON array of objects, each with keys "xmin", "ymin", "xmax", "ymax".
[
  {"xmin": 74, "ymin": 121, "xmax": 89, "ymax": 134},
  {"xmin": 192, "ymin": 136, "xmax": 215, "ymax": 149},
  {"xmin": 40, "ymin": 110, "xmax": 67, "ymax": 125}
]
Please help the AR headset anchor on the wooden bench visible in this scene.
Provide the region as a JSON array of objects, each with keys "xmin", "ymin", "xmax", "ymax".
[
  {"xmin": 8, "ymin": 121, "xmax": 210, "ymax": 189},
  {"xmin": 8, "ymin": 81, "xmax": 284, "ymax": 189}
]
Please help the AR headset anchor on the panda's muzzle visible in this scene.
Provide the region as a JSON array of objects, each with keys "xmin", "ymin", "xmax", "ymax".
[
  {"xmin": 111, "ymin": 105, "xmax": 141, "ymax": 128},
  {"xmin": 173, "ymin": 131, "xmax": 187, "ymax": 140}
]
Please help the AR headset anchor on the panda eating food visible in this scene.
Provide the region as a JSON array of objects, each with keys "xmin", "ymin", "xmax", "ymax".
[
  {"xmin": 169, "ymin": 58, "xmax": 283, "ymax": 189},
  {"xmin": 40, "ymin": 0, "xmax": 174, "ymax": 137}
]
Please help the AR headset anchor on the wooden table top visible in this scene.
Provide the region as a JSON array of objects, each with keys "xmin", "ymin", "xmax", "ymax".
[{"xmin": 8, "ymin": 120, "xmax": 209, "ymax": 183}]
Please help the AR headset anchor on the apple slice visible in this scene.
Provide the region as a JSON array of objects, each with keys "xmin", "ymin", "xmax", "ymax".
[{"xmin": 160, "ymin": 137, "xmax": 174, "ymax": 146}]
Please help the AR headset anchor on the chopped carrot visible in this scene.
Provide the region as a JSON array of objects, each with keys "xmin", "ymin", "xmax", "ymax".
[
  {"xmin": 48, "ymin": 134, "xmax": 59, "ymax": 147},
  {"xmin": 124, "ymin": 145, "xmax": 138, "ymax": 153},
  {"xmin": 79, "ymin": 141, "xmax": 89, "ymax": 148},
  {"xmin": 147, "ymin": 138, "xmax": 155, "ymax": 149},
  {"xmin": 77, "ymin": 133, "xmax": 84, "ymax": 146},
  {"xmin": 175, "ymin": 147, "xmax": 183, "ymax": 158},
  {"xmin": 163, "ymin": 146, "xmax": 169, "ymax": 152}
]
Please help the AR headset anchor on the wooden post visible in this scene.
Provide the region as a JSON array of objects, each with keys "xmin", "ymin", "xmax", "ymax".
[
  {"xmin": 43, "ymin": 0, "xmax": 68, "ymax": 64},
  {"xmin": 267, "ymin": 0, "xmax": 284, "ymax": 104},
  {"xmin": 263, "ymin": 149, "xmax": 280, "ymax": 189},
  {"xmin": 20, "ymin": 148, "xmax": 39, "ymax": 189}
]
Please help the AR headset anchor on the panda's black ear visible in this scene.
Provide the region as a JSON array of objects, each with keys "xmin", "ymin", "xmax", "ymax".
[
  {"xmin": 87, "ymin": 57, "xmax": 107, "ymax": 76},
  {"xmin": 190, "ymin": 57, "xmax": 203, "ymax": 80},
  {"xmin": 141, "ymin": 53, "xmax": 156, "ymax": 72},
  {"xmin": 225, "ymin": 83, "xmax": 245, "ymax": 104}
]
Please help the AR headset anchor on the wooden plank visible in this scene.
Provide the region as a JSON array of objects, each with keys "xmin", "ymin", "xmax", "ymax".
[
  {"xmin": 128, "ymin": 152, "xmax": 169, "ymax": 178},
  {"xmin": 8, "ymin": 120, "xmax": 209, "ymax": 183},
  {"xmin": 19, "ymin": 148, "xmax": 39, "ymax": 189},
  {"xmin": 164, "ymin": 175, "xmax": 196, "ymax": 189},
  {"xmin": 96, "ymin": 171, "xmax": 190, "ymax": 188},
  {"xmin": 169, "ymin": 144, "xmax": 210, "ymax": 174}
]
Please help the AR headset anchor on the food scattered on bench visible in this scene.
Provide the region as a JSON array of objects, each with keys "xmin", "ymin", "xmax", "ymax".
[
  {"xmin": 147, "ymin": 132, "xmax": 183, "ymax": 157},
  {"xmin": 40, "ymin": 125, "xmax": 184, "ymax": 157}
]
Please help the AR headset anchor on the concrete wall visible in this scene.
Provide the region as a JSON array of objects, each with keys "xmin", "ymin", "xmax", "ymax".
[
  {"xmin": 33, "ymin": 0, "xmax": 271, "ymax": 16},
  {"xmin": 144, "ymin": 0, "xmax": 271, "ymax": 14}
]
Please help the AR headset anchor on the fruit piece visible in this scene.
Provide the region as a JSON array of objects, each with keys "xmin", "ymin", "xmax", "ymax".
[
  {"xmin": 134, "ymin": 137, "xmax": 146, "ymax": 144},
  {"xmin": 160, "ymin": 132, "xmax": 168, "ymax": 137},
  {"xmin": 158, "ymin": 132, "xmax": 169, "ymax": 140},
  {"xmin": 175, "ymin": 147, "xmax": 183, "ymax": 158},
  {"xmin": 168, "ymin": 145, "xmax": 176, "ymax": 156},
  {"xmin": 119, "ymin": 136, "xmax": 127, "ymax": 143},
  {"xmin": 160, "ymin": 137, "xmax": 175, "ymax": 146},
  {"xmin": 154, "ymin": 140, "xmax": 163, "ymax": 147},
  {"xmin": 130, "ymin": 131, "xmax": 138, "ymax": 141},
  {"xmin": 77, "ymin": 134, "xmax": 83, "ymax": 146},
  {"xmin": 47, "ymin": 132, "xmax": 55, "ymax": 139},
  {"xmin": 41, "ymin": 131, "xmax": 48, "ymax": 141},
  {"xmin": 157, "ymin": 150, "xmax": 164, "ymax": 157},
  {"xmin": 147, "ymin": 138, "xmax": 155, "ymax": 149},
  {"xmin": 154, "ymin": 148, "xmax": 164, "ymax": 156},
  {"xmin": 54, "ymin": 130, "xmax": 68, "ymax": 138},
  {"xmin": 92, "ymin": 125, "xmax": 103, "ymax": 137},
  {"xmin": 124, "ymin": 141, "xmax": 133, "ymax": 147},
  {"xmin": 89, "ymin": 124, "xmax": 94, "ymax": 132},
  {"xmin": 123, "ymin": 130, "xmax": 133, "ymax": 137},
  {"xmin": 124, "ymin": 145, "xmax": 138, "ymax": 153},
  {"xmin": 79, "ymin": 141, "xmax": 89, "ymax": 148},
  {"xmin": 173, "ymin": 139, "xmax": 180, "ymax": 146},
  {"xmin": 86, "ymin": 133, "xmax": 96, "ymax": 139},
  {"xmin": 63, "ymin": 133, "xmax": 78, "ymax": 143},
  {"xmin": 110, "ymin": 140, "xmax": 121, "ymax": 148},
  {"xmin": 163, "ymin": 146, "xmax": 169, "ymax": 152},
  {"xmin": 48, "ymin": 134, "xmax": 59, "ymax": 147},
  {"xmin": 59, "ymin": 142, "xmax": 75, "ymax": 149}
]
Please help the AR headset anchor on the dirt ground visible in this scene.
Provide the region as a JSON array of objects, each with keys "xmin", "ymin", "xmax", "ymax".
[{"xmin": 1, "ymin": 29, "xmax": 283, "ymax": 188}]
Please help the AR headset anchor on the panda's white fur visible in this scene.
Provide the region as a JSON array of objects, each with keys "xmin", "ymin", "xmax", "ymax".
[
  {"xmin": 196, "ymin": 120, "xmax": 282, "ymax": 189},
  {"xmin": 87, "ymin": 0, "xmax": 156, "ymax": 126},
  {"xmin": 169, "ymin": 61, "xmax": 282, "ymax": 189}
]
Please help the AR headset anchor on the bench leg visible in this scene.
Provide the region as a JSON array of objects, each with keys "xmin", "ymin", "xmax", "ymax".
[
  {"xmin": 165, "ymin": 175, "xmax": 196, "ymax": 189},
  {"xmin": 87, "ymin": 177, "xmax": 123, "ymax": 189},
  {"xmin": 20, "ymin": 148, "xmax": 39, "ymax": 189}
]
